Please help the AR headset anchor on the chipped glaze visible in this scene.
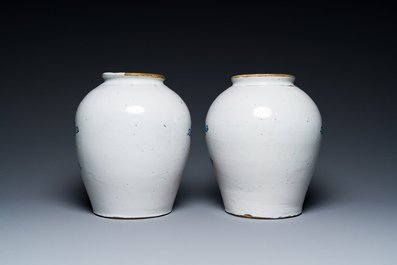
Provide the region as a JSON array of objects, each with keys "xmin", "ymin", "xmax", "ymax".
[
  {"xmin": 205, "ymin": 74, "xmax": 322, "ymax": 218},
  {"xmin": 75, "ymin": 72, "xmax": 191, "ymax": 218}
]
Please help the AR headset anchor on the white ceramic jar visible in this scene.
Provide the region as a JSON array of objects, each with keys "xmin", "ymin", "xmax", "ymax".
[
  {"xmin": 75, "ymin": 72, "xmax": 191, "ymax": 218},
  {"xmin": 205, "ymin": 74, "xmax": 322, "ymax": 219}
]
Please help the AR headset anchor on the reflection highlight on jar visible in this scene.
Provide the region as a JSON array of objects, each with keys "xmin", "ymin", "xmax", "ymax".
[
  {"xmin": 253, "ymin": 106, "xmax": 272, "ymax": 119},
  {"xmin": 125, "ymin": 105, "xmax": 146, "ymax": 114}
]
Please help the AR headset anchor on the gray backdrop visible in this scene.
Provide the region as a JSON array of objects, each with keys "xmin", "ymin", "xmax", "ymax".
[{"xmin": 1, "ymin": 2, "xmax": 396, "ymax": 264}]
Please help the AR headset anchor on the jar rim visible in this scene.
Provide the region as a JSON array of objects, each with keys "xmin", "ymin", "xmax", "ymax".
[
  {"xmin": 102, "ymin": 72, "xmax": 165, "ymax": 79},
  {"xmin": 231, "ymin": 74, "xmax": 295, "ymax": 79}
]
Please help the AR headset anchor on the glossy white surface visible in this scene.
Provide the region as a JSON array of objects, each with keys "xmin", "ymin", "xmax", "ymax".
[
  {"xmin": 75, "ymin": 73, "xmax": 191, "ymax": 218},
  {"xmin": 205, "ymin": 74, "xmax": 322, "ymax": 218}
]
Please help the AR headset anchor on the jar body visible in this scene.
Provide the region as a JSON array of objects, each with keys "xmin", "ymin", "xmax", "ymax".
[
  {"xmin": 75, "ymin": 73, "xmax": 191, "ymax": 218},
  {"xmin": 205, "ymin": 74, "xmax": 322, "ymax": 218}
]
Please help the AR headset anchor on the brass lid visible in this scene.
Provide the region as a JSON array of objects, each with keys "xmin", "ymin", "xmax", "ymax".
[
  {"xmin": 102, "ymin": 72, "xmax": 165, "ymax": 79},
  {"xmin": 231, "ymin": 74, "xmax": 295, "ymax": 79},
  {"xmin": 124, "ymin": 72, "xmax": 165, "ymax": 79}
]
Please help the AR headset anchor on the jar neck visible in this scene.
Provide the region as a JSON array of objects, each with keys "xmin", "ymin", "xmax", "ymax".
[
  {"xmin": 231, "ymin": 74, "xmax": 295, "ymax": 85},
  {"xmin": 101, "ymin": 72, "xmax": 165, "ymax": 85}
]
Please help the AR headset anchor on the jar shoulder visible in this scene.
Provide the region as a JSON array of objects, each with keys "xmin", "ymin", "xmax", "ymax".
[
  {"xmin": 207, "ymin": 84, "xmax": 321, "ymax": 121},
  {"xmin": 76, "ymin": 83, "xmax": 190, "ymax": 119}
]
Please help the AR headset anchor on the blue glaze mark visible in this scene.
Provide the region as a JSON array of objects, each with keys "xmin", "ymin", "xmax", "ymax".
[
  {"xmin": 205, "ymin": 124, "xmax": 209, "ymax": 134},
  {"xmin": 75, "ymin": 125, "xmax": 79, "ymax": 135},
  {"xmin": 187, "ymin": 128, "xmax": 192, "ymax": 137},
  {"xmin": 78, "ymin": 162, "xmax": 82, "ymax": 171},
  {"xmin": 320, "ymin": 126, "xmax": 323, "ymax": 135}
]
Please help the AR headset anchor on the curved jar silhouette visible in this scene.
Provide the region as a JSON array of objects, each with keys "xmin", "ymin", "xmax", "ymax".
[
  {"xmin": 75, "ymin": 72, "xmax": 191, "ymax": 218},
  {"xmin": 205, "ymin": 74, "xmax": 322, "ymax": 218}
]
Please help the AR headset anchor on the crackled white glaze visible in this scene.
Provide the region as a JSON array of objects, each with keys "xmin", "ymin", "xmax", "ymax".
[
  {"xmin": 75, "ymin": 72, "xmax": 191, "ymax": 218},
  {"xmin": 205, "ymin": 74, "xmax": 322, "ymax": 218}
]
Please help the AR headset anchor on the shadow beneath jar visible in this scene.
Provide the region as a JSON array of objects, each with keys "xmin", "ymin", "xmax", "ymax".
[
  {"xmin": 302, "ymin": 176, "xmax": 331, "ymax": 213},
  {"xmin": 173, "ymin": 176, "xmax": 223, "ymax": 210},
  {"xmin": 61, "ymin": 174, "xmax": 92, "ymax": 213}
]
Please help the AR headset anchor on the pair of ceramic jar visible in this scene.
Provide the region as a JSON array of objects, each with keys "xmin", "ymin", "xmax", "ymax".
[{"xmin": 75, "ymin": 72, "xmax": 322, "ymax": 219}]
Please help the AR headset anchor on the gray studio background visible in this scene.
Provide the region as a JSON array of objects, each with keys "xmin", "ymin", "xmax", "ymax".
[{"xmin": 1, "ymin": 2, "xmax": 396, "ymax": 264}]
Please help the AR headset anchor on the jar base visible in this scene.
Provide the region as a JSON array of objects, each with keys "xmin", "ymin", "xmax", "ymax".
[
  {"xmin": 92, "ymin": 210, "xmax": 172, "ymax": 219},
  {"xmin": 225, "ymin": 210, "xmax": 302, "ymax": 219}
]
